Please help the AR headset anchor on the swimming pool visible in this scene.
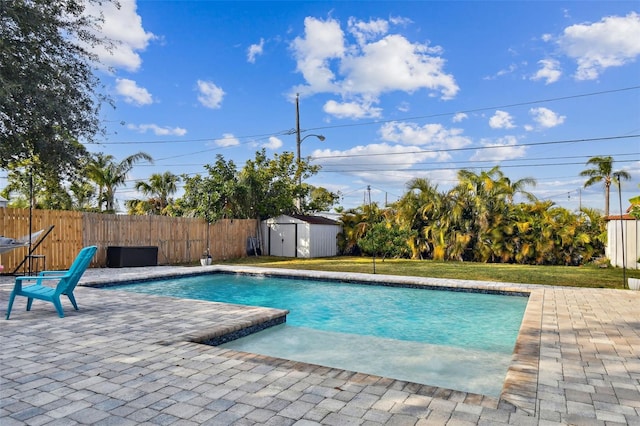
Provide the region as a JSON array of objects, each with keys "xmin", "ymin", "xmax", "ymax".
[{"xmin": 110, "ymin": 273, "xmax": 528, "ymax": 396}]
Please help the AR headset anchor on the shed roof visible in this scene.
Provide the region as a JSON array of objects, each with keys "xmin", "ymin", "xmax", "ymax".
[{"xmin": 287, "ymin": 214, "xmax": 340, "ymax": 225}]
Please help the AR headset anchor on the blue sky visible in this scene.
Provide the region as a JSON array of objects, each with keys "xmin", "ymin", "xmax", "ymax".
[{"xmin": 31, "ymin": 1, "xmax": 640, "ymax": 212}]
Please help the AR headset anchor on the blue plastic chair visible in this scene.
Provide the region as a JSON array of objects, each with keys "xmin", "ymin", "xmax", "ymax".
[{"xmin": 6, "ymin": 246, "xmax": 97, "ymax": 319}]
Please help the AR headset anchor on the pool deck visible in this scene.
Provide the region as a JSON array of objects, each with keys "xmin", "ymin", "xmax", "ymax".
[{"xmin": 1, "ymin": 265, "xmax": 638, "ymax": 425}]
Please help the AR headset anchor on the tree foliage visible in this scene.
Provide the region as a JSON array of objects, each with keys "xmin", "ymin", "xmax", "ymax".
[
  {"xmin": 580, "ymin": 156, "xmax": 631, "ymax": 217},
  {"xmin": 126, "ymin": 172, "xmax": 180, "ymax": 216},
  {"xmin": 1, "ymin": 0, "xmax": 115, "ymax": 177},
  {"xmin": 178, "ymin": 155, "xmax": 242, "ymax": 222},
  {"xmin": 302, "ymin": 185, "xmax": 341, "ymax": 213},
  {"xmin": 85, "ymin": 152, "xmax": 153, "ymax": 213},
  {"xmin": 357, "ymin": 221, "xmax": 415, "ymax": 260},
  {"xmin": 340, "ymin": 166, "xmax": 607, "ymax": 266},
  {"xmin": 630, "ymin": 185, "xmax": 640, "ymax": 220},
  {"xmin": 177, "ymin": 150, "xmax": 331, "ymax": 222}
]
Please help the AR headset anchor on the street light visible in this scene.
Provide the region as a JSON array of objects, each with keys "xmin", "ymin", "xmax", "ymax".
[
  {"xmin": 295, "ymin": 93, "xmax": 325, "ymax": 210},
  {"xmin": 297, "ymin": 133, "xmax": 325, "ymax": 168}
]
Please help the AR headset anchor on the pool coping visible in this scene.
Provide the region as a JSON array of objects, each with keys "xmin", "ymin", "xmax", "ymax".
[{"xmin": 83, "ymin": 264, "xmax": 543, "ymax": 416}]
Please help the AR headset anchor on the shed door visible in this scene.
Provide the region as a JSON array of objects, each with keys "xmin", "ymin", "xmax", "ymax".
[{"xmin": 269, "ymin": 224, "xmax": 297, "ymax": 257}]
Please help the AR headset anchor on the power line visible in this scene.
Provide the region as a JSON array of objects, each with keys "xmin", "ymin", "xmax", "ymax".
[
  {"xmin": 303, "ymin": 85, "xmax": 640, "ymax": 133},
  {"xmin": 143, "ymin": 136, "xmax": 637, "ymax": 168},
  {"xmin": 93, "ymin": 85, "xmax": 640, "ymax": 146},
  {"xmin": 318, "ymin": 158, "xmax": 639, "ymax": 173},
  {"xmin": 317, "ymin": 152, "xmax": 639, "ymax": 169},
  {"xmin": 311, "ymin": 134, "xmax": 639, "ymax": 160},
  {"xmin": 93, "ymin": 132, "xmax": 286, "ymax": 146}
]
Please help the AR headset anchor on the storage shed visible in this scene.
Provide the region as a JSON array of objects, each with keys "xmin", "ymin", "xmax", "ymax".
[
  {"xmin": 606, "ymin": 213, "xmax": 639, "ymax": 270},
  {"xmin": 261, "ymin": 214, "xmax": 341, "ymax": 258}
]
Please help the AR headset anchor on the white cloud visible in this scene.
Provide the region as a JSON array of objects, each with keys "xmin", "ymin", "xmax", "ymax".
[
  {"xmin": 484, "ymin": 63, "xmax": 518, "ymax": 80},
  {"xmin": 471, "ymin": 136, "xmax": 527, "ymax": 161},
  {"xmin": 127, "ymin": 124, "xmax": 186, "ymax": 136},
  {"xmin": 311, "ymin": 142, "xmax": 456, "ymax": 188},
  {"xmin": 313, "ymin": 143, "xmax": 434, "ymax": 169},
  {"xmin": 197, "ymin": 80, "xmax": 225, "ymax": 109},
  {"xmin": 115, "ymin": 78, "xmax": 152, "ymax": 106},
  {"xmin": 531, "ymin": 59, "xmax": 562, "ymax": 84},
  {"xmin": 452, "ymin": 112, "xmax": 468, "ymax": 123},
  {"xmin": 84, "ymin": 0, "xmax": 155, "ymax": 72},
  {"xmin": 378, "ymin": 121, "xmax": 472, "ymax": 161},
  {"xmin": 340, "ymin": 34, "xmax": 456, "ymax": 98},
  {"xmin": 389, "ymin": 16, "xmax": 413, "ymax": 26},
  {"xmin": 348, "ymin": 17, "xmax": 389, "ymax": 46},
  {"xmin": 489, "ymin": 110, "xmax": 516, "ymax": 129},
  {"xmin": 247, "ymin": 38, "xmax": 265, "ymax": 63},
  {"xmin": 291, "ymin": 16, "xmax": 458, "ymax": 117},
  {"xmin": 397, "ymin": 102, "xmax": 410, "ymax": 113},
  {"xmin": 323, "ymin": 99, "xmax": 382, "ymax": 119},
  {"xmin": 215, "ymin": 133, "xmax": 239, "ymax": 147},
  {"xmin": 291, "ymin": 17, "xmax": 345, "ymax": 93},
  {"xmin": 529, "ymin": 107, "xmax": 566, "ymax": 129},
  {"xmin": 263, "ymin": 136, "xmax": 283, "ymax": 150},
  {"xmin": 557, "ymin": 12, "xmax": 640, "ymax": 80}
]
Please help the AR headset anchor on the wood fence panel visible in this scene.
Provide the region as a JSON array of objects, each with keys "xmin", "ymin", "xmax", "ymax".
[
  {"xmin": 0, "ymin": 208, "xmax": 28, "ymax": 272},
  {"xmin": 0, "ymin": 208, "xmax": 83, "ymax": 271},
  {"xmin": 0, "ymin": 208, "xmax": 36, "ymax": 271},
  {"xmin": 1, "ymin": 208, "xmax": 258, "ymax": 272},
  {"xmin": 83, "ymin": 212, "xmax": 119, "ymax": 266},
  {"xmin": 39, "ymin": 209, "xmax": 83, "ymax": 269},
  {"xmin": 210, "ymin": 219, "xmax": 258, "ymax": 260}
]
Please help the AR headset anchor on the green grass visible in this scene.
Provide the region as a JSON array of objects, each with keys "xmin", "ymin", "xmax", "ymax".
[{"xmin": 218, "ymin": 256, "xmax": 640, "ymax": 289}]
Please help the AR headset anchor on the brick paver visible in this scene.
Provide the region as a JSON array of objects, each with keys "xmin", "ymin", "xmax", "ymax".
[{"xmin": 1, "ymin": 265, "xmax": 639, "ymax": 425}]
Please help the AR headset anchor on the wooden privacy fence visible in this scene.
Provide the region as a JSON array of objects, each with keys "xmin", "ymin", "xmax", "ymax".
[{"xmin": 0, "ymin": 208, "xmax": 258, "ymax": 272}]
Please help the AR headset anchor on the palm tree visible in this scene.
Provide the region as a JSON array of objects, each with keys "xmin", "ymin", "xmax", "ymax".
[
  {"xmin": 69, "ymin": 180, "xmax": 96, "ymax": 211},
  {"xmin": 84, "ymin": 153, "xmax": 112, "ymax": 210},
  {"xmin": 134, "ymin": 172, "xmax": 180, "ymax": 215},
  {"xmin": 449, "ymin": 167, "xmax": 536, "ymax": 262},
  {"xmin": 580, "ymin": 156, "xmax": 630, "ymax": 217},
  {"xmin": 394, "ymin": 178, "xmax": 442, "ymax": 259},
  {"xmin": 86, "ymin": 152, "xmax": 153, "ymax": 212},
  {"xmin": 337, "ymin": 207, "xmax": 368, "ymax": 255}
]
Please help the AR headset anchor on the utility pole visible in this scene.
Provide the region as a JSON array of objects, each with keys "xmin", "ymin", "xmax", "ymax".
[
  {"xmin": 368, "ymin": 185, "xmax": 376, "ymax": 274},
  {"xmin": 294, "ymin": 93, "xmax": 325, "ymax": 212},
  {"xmin": 295, "ymin": 93, "xmax": 301, "ymax": 183},
  {"xmin": 614, "ymin": 173, "xmax": 627, "ymax": 288}
]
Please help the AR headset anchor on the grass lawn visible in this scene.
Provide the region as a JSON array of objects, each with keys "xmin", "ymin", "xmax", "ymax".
[{"xmin": 219, "ymin": 256, "xmax": 640, "ymax": 289}]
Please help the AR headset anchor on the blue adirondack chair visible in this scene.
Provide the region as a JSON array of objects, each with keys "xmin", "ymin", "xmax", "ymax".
[{"xmin": 5, "ymin": 246, "xmax": 98, "ymax": 319}]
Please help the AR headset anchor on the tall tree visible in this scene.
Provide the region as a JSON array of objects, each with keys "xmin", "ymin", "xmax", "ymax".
[
  {"xmin": 130, "ymin": 172, "xmax": 180, "ymax": 215},
  {"xmin": 85, "ymin": 152, "xmax": 153, "ymax": 213},
  {"xmin": 239, "ymin": 149, "xmax": 319, "ymax": 219},
  {"xmin": 69, "ymin": 180, "xmax": 96, "ymax": 211},
  {"xmin": 302, "ymin": 185, "xmax": 341, "ymax": 213},
  {"xmin": 1, "ymin": 0, "xmax": 115, "ymax": 176},
  {"xmin": 179, "ymin": 155, "xmax": 241, "ymax": 222},
  {"xmin": 580, "ymin": 156, "xmax": 631, "ymax": 216},
  {"xmin": 337, "ymin": 207, "xmax": 369, "ymax": 255},
  {"xmin": 177, "ymin": 150, "xmax": 323, "ymax": 221},
  {"xmin": 1, "ymin": 157, "xmax": 79, "ymax": 210},
  {"xmin": 394, "ymin": 178, "xmax": 442, "ymax": 259}
]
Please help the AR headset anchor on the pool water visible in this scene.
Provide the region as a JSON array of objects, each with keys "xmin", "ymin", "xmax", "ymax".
[{"xmin": 110, "ymin": 273, "xmax": 528, "ymax": 396}]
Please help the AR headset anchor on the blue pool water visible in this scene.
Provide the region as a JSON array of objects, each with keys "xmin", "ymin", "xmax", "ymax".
[{"xmin": 110, "ymin": 273, "xmax": 528, "ymax": 396}]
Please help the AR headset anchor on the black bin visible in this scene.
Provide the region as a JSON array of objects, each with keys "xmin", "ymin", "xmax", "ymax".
[{"xmin": 107, "ymin": 246, "xmax": 158, "ymax": 268}]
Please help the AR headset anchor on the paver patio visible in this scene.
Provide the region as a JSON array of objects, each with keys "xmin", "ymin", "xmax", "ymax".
[{"xmin": 1, "ymin": 265, "xmax": 639, "ymax": 425}]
